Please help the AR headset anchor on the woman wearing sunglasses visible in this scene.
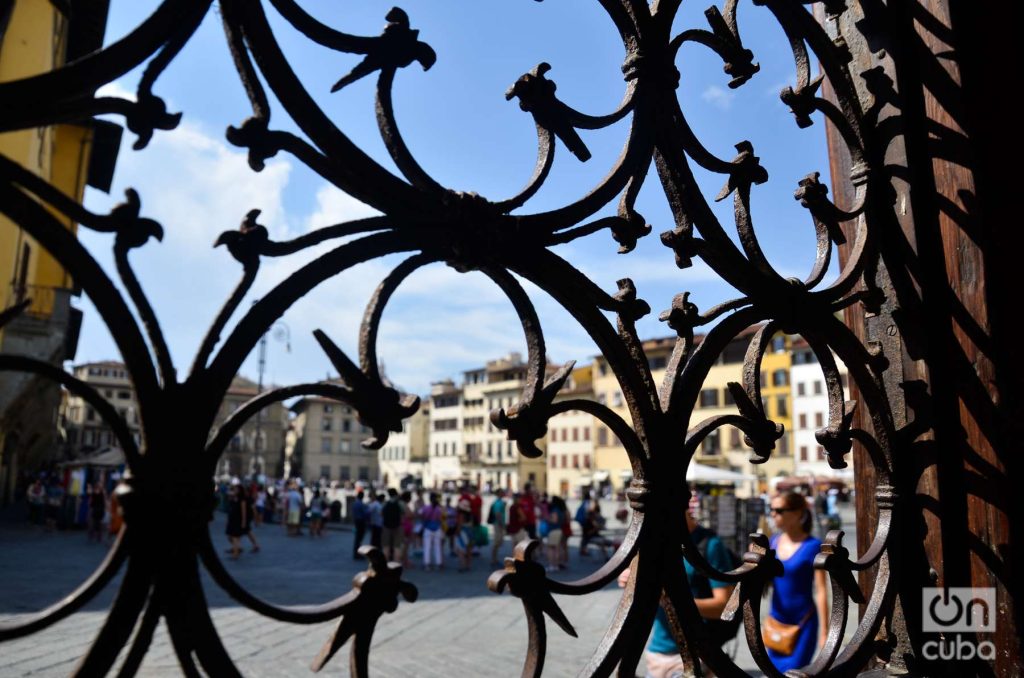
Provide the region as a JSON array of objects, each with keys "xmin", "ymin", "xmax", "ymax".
[{"xmin": 764, "ymin": 491, "xmax": 829, "ymax": 672}]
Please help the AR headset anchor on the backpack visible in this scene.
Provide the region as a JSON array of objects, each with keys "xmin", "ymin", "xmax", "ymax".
[
  {"xmin": 694, "ymin": 531, "xmax": 742, "ymax": 646},
  {"xmin": 575, "ymin": 500, "xmax": 588, "ymax": 524},
  {"xmin": 382, "ymin": 499, "xmax": 402, "ymax": 528}
]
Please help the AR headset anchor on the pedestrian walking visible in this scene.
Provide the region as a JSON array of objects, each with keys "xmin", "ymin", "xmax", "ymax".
[
  {"xmin": 581, "ymin": 502, "xmax": 611, "ymax": 560},
  {"xmin": 225, "ymin": 483, "xmax": 245, "ymax": 559},
  {"xmin": 488, "ymin": 489, "xmax": 508, "ymax": 565},
  {"xmin": 381, "ymin": 489, "xmax": 404, "ymax": 561},
  {"xmin": 26, "ymin": 477, "xmax": 44, "ymax": 525},
  {"xmin": 400, "ymin": 490, "xmax": 415, "ymax": 567},
  {"xmin": 575, "ymin": 492, "xmax": 592, "ymax": 556},
  {"xmin": 352, "ymin": 490, "xmax": 368, "ymax": 559},
  {"xmin": 368, "ymin": 493, "xmax": 384, "ymax": 550},
  {"xmin": 520, "ymin": 483, "xmax": 538, "ymax": 539},
  {"xmin": 285, "ymin": 481, "xmax": 303, "ymax": 537},
  {"xmin": 454, "ymin": 499, "xmax": 475, "ymax": 572},
  {"xmin": 764, "ymin": 491, "xmax": 829, "ymax": 673},
  {"xmin": 618, "ymin": 500, "xmax": 737, "ymax": 678},
  {"xmin": 309, "ymin": 489, "xmax": 325, "ymax": 538},
  {"xmin": 420, "ymin": 493, "xmax": 444, "ymax": 571},
  {"xmin": 86, "ymin": 483, "xmax": 107, "ymax": 543},
  {"xmin": 542, "ymin": 496, "xmax": 567, "ymax": 572},
  {"xmin": 241, "ymin": 484, "xmax": 261, "ymax": 552},
  {"xmin": 443, "ymin": 496, "xmax": 459, "ymax": 557},
  {"xmin": 44, "ymin": 478, "xmax": 64, "ymax": 531}
]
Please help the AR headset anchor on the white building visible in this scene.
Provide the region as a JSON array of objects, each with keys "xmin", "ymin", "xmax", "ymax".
[
  {"xmin": 423, "ymin": 379, "xmax": 463, "ymax": 489},
  {"xmin": 791, "ymin": 337, "xmax": 851, "ymax": 478},
  {"xmin": 378, "ymin": 400, "xmax": 429, "ymax": 488}
]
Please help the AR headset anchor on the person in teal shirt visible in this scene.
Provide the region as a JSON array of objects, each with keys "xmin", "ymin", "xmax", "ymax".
[{"xmin": 620, "ymin": 506, "xmax": 736, "ymax": 678}]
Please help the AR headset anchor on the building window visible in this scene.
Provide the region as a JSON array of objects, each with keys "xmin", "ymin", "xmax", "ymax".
[
  {"xmin": 319, "ymin": 465, "xmax": 330, "ymax": 479},
  {"xmin": 321, "ymin": 438, "xmax": 332, "ymax": 453},
  {"xmin": 816, "ymin": 447, "xmax": 826, "ymax": 461},
  {"xmin": 322, "ymin": 418, "xmax": 332, "ymax": 431},
  {"xmin": 702, "ymin": 431, "xmax": 720, "ymax": 455},
  {"xmin": 723, "ymin": 388, "xmax": 735, "ymax": 405},
  {"xmin": 340, "ymin": 466, "xmax": 351, "ymax": 481},
  {"xmin": 772, "ymin": 336, "xmax": 786, "ymax": 353},
  {"xmin": 799, "ymin": 414, "xmax": 808, "ymax": 429},
  {"xmin": 118, "ymin": 390, "xmax": 131, "ymax": 400},
  {"xmin": 776, "ymin": 396, "xmax": 788, "ymax": 417},
  {"xmin": 340, "ymin": 440, "xmax": 351, "ymax": 453},
  {"xmin": 648, "ymin": 355, "xmax": 667, "ymax": 370},
  {"xmin": 597, "ymin": 427, "xmax": 608, "ymax": 446},
  {"xmin": 597, "ymin": 393, "xmax": 607, "ymax": 405},
  {"xmin": 323, "ymin": 404, "xmax": 333, "ymax": 413},
  {"xmin": 729, "ymin": 428, "xmax": 741, "ymax": 448},
  {"xmin": 612, "ymin": 391, "xmax": 623, "ymax": 407},
  {"xmin": 342, "ymin": 419, "xmax": 352, "ymax": 432},
  {"xmin": 572, "ymin": 427, "xmax": 579, "ymax": 442},
  {"xmin": 815, "ymin": 412, "xmax": 824, "ymax": 428},
  {"xmin": 562, "ymin": 455, "xmax": 568, "ymax": 469},
  {"xmin": 777, "ymin": 435, "xmax": 789, "ymax": 456},
  {"xmin": 772, "ymin": 369, "xmax": 788, "ymax": 387},
  {"xmin": 800, "ymin": 446, "xmax": 808, "ymax": 461},
  {"xmin": 358, "ymin": 467, "xmax": 369, "ymax": 480},
  {"xmin": 699, "ymin": 389, "xmax": 719, "ymax": 408},
  {"xmin": 813, "ymin": 381, "xmax": 823, "ymax": 395},
  {"xmin": 583, "ymin": 427, "xmax": 590, "ymax": 441},
  {"xmin": 86, "ymin": 407, "xmax": 95, "ymax": 422},
  {"xmin": 797, "ymin": 383, "xmax": 806, "ymax": 396},
  {"xmin": 583, "ymin": 455, "xmax": 591, "ymax": 469},
  {"xmin": 572, "ymin": 455, "xmax": 579, "ymax": 469},
  {"xmin": 759, "ymin": 372, "xmax": 767, "ymax": 388}
]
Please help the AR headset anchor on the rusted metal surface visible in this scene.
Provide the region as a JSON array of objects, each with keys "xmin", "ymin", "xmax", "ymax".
[{"xmin": 0, "ymin": 0, "xmax": 1012, "ymax": 675}]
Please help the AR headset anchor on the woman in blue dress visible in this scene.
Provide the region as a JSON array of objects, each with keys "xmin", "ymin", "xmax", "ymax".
[{"xmin": 767, "ymin": 491, "xmax": 829, "ymax": 672}]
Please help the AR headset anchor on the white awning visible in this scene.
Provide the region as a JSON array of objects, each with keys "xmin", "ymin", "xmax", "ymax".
[
  {"xmin": 592, "ymin": 471, "xmax": 610, "ymax": 482},
  {"xmin": 686, "ymin": 463, "xmax": 757, "ymax": 483}
]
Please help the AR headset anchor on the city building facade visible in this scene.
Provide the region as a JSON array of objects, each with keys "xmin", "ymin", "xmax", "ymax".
[
  {"xmin": 545, "ymin": 365, "xmax": 594, "ymax": 498},
  {"xmin": 378, "ymin": 400, "xmax": 429, "ymax": 488},
  {"xmin": 790, "ymin": 337, "xmax": 851, "ymax": 479},
  {"xmin": 423, "ymin": 379, "xmax": 462, "ymax": 489},
  {"xmin": 289, "ymin": 393, "xmax": 377, "ymax": 484},
  {"xmin": 63, "ymin": 361, "xmax": 141, "ymax": 455},
  {"xmin": 0, "ymin": 0, "xmax": 118, "ymax": 504}
]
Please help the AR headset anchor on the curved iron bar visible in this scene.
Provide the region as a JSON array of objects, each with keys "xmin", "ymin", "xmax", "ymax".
[{"xmin": 0, "ymin": 0, "xmax": 907, "ymax": 675}]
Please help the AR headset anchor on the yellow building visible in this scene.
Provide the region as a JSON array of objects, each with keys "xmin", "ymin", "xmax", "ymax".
[
  {"xmin": 545, "ymin": 364, "xmax": 594, "ymax": 498},
  {"xmin": 591, "ymin": 325, "xmax": 795, "ymax": 494},
  {"xmin": 0, "ymin": 1, "xmax": 119, "ymax": 503}
]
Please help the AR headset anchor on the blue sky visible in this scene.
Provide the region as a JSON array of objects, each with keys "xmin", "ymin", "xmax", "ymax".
[{"xmin": 75, "ymin": 1, "xmax": 832, "ymax": 395}]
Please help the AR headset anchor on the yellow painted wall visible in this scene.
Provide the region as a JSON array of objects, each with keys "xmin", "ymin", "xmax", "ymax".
[{"xmin": 0, "ymin": 2, "xmax": 88, "ymax": 325}]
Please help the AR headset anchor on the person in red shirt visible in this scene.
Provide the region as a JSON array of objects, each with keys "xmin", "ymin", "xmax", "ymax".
[{"xmin": 468, "ymin": 486, "xmax": 483, "ymax": 526}]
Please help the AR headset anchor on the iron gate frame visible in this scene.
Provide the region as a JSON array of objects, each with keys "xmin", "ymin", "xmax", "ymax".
[{"xmin": 0, "ymin": 0, "xmax": 940, "ymax": 675}]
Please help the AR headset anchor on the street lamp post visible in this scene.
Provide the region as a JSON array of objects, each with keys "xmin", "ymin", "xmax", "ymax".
[{"xmin": 251, "ymin": 318, "xmax": 290, "ymax": 479}]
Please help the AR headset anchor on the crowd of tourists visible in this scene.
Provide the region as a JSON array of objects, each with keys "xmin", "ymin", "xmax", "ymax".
[
  {"xmin": 346, "ymin": 483, "xmax": 619, "ymax": 573},
  {"xmin": 16, "ymin": 468, "xmax": 839, "ymax": 675},
  {"xmin": 22, "ymin": 470, "xmax": 122, "ymax": 542}
]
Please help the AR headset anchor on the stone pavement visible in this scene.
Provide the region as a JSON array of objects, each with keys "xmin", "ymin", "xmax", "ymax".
[{"xmin": 0, "ymin": 503, "xmax": 857, "ymax": 676}]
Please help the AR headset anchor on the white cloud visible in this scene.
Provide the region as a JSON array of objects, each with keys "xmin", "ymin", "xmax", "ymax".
[
  {"xmin": 304, "ymin": 184, "xmax": 381, "ymax": 232},
  {"xmin": 701, "ymin": 85, "xmax": 735, "ymax": 111}
]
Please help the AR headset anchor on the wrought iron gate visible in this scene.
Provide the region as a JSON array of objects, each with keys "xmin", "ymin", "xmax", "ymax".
[{"xmin": 0, "ymin": 0, "xmax": 1014, "ymax": 676}]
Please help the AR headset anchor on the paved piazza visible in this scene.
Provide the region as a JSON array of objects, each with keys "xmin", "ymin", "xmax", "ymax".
[{"xmin": 1, "ymin": 503, "xmax": 856, "ymax": 676}]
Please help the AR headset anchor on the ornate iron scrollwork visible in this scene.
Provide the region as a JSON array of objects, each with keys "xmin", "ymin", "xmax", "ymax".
[{"xmin": 0, "ymin": 0, "xmax": 901, "ymax": 675}]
